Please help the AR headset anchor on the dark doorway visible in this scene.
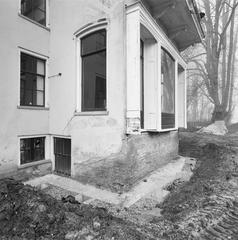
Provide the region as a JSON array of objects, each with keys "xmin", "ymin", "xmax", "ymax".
[{"xmin": 54, "ymin": 138, "xmax": 71, "ymax": 176}]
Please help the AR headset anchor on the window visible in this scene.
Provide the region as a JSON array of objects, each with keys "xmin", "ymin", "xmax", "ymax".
[
  {"xmin": 140, "ymin": 40, "xmax": 145, "ymax": 129},
  {"xmin": 161, "ymin": 48, "xmax": 175, "ymax": 129},
  {"xmin": 20, "ymin": 137, "xmax": 45, "ymax": 164},
  {"xmin": 20, "ymin": 53, "xmax": 45, "ymax": 107},
  {"xmin": 81, "ymin": 30, "xmax": 107, "ymax": 111},
  {"xmin": 21, "ymin": 0, "xmax": 46, "ymax": 26}
]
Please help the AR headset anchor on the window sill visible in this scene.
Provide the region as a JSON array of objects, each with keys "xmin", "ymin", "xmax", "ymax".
[
  {"xmin": 17, "ymin": 106, "xmax": 49, "ymax": 111},
  {"xmin": 18, "ymin": 13, "xmax": 50, "ymax": 31},
  {"xmin": 18, "ymin": 159, "xmax": 51, "ymax": 170},
  {"xmin": 74, "ymin": 111, "xmax": 109, "ymax": 116},
  {"xmin": 158, "ymin": 128, "xmax": 178, "ymax": 132},
  {"xmin": 127, "ymin": 128, "xmax": 178, "ymax": 135}
]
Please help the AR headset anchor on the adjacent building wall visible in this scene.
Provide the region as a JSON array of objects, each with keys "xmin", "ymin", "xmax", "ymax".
[{"xmin": 0, "ymin": 0, "xmax": 50, "ymax": 175}]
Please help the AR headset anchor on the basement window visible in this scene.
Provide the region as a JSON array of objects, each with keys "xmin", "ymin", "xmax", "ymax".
[
  {"xmin": 21, "ymin": 0, "xmax": 46, "ymax": 26},
  {"xmin": 161, "ymin": 48, "xmax": 175, "ymax": 129},
  {"xmin": 81, "ymin": 29, "xmax": 107, "ymax": 111},
  {"xmin": 20, "ymin": 52, "xmax": 45, "ymax": 107},
  {"xmin": 20, "ymin": 137, "xmax": 45, "ymax": 165}
]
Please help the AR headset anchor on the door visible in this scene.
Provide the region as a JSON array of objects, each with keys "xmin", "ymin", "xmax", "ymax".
[{"xmin": 54, "ymin": 138, "xmax": 71, "ymax": 176}]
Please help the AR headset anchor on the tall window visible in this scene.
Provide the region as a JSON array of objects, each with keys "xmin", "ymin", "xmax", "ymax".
[
  {"xmin": 20, "ymin": 137, "xmax": 45, "ymax": 165},
  {"xmin": 140, "ymin": 40, "xmax": 144, "ymax": 129},
  {"xmin": 81, "ymin": 30, "xmax": 106, "ymax": 111},
  {"xmin": 161, "ymin": 48, "xmax": 175, "ymax": 129},
  {"xmin": 21, "ymin": 0, "xmax": 46, "ymax": 26},
  {"xmin": 20, "ymin": 53, "xmax": 45, "ymax": 107}
]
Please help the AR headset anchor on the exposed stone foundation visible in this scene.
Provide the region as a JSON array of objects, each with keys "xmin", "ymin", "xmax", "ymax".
[{"xmin": 74, "ymin": 131, "xmax": 178, "ymax": 193}]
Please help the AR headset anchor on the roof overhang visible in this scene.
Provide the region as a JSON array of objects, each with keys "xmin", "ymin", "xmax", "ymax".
[{"xmin": 144, "ymin": 0, "xmax": 204, "ymax": 51}]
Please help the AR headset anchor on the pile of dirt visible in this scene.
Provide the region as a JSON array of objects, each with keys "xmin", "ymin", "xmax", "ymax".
[
  {"xmin": 0, "ymin": 179, "xmax": 155, "ymax": 240},
  {"xmin": 156, "ymin": 132, "xmax": 238, "ymax": 238},
  {"xmin": 228, "ymin": 122, "xmax": 238, "ymax": 133}
]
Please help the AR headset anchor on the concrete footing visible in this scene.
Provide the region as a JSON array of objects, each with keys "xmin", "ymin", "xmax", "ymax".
[{"xmin": 25, "ymin": 156, "xmax": 195, "ymax": 207}]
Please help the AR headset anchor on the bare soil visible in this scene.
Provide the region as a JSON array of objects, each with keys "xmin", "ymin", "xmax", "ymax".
[{"xmin": 1, "ymin": 131, "xmax": 238, "ymax": 239}]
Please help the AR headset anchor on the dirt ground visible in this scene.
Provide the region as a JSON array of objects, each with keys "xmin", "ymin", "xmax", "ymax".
[{"xmin": 1, "ymin": 127, "xmax": 238, "ymax": 239}]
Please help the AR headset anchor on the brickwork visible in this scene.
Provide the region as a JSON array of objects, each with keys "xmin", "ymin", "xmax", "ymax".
[{"xmin": 74, "ymin": 131, "xmax": 178, "ymax": 193}]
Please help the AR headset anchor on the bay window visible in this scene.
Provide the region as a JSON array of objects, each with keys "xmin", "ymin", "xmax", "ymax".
[{"xmin": 126, "ymin": 3, "xmax": 187, "ymax": 133}]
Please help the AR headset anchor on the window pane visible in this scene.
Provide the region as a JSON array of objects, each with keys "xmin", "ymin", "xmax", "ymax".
[
  {"xmin": 21, "ymin": 0, "xmax": 46, "ymax": 26},
  {"xmin": 161, "ymin": 49, "xmax": 175, "ymax": 114},
  {"xmin": 36, "ymin": 76, "xmax": 44, "ymax": 90},
  {"xmin": 33, "ymin": 0, "xmax": 45, "ymax": 10},
  {"xmin": 37, "ymin": 60, "xmax": 45, "ymax": 75},
  {"xmin": 36, "ymin": 91, "xmax": 44, "ymax": 106},
  {"xmin": 82, "ymin": 51, "xmax": 106, "ymax": 111},
  {"xmin": 161, "ymin": 48, "xmax": 175, "ymax": 129},
  {"xmin": 20, "ymin": 53, "xmax": 45, "ymax": 106},
  {"xmin": 21, "ymin": 0, "xmax": 32, "ymax": 16},
  {"xmin": 21, "ymin": 89, "xmax": 33, "ymax": 106},
  {"xmin": 33, "ymin": 9, "xmax": 46, "ymax": 25},
  {"xmin": 21, "ymin": 53, "xmax": 37, "ymax": 74},
  {"xmin": 20, "ymin": 138, "xmax": 45, "ymax": 165},
  {"xmin": 81, "ymin": 30, "xmax": 106, "ymax": 56}
]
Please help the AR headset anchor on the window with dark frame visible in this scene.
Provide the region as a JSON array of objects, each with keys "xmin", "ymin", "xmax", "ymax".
[
  {"xmin": 81, "ymin": 30, "xmax": 107, "ymax": 111},
  {"xmin": 20, "ymin": 53, "xmax": 45, "ymax": 107},
  {"xmin": 140, "ymin": 40, "xmax": 144, "ymax": 129},
  {"xmin": 20, "ymin": 137, "xmax": 45, "ymax": 165},
  {"xmin": 161, "ymin": 48, "xmax": 175, "ymax": 129},
  {"xmin": 21, "ymin": 0, "xmax": 46, "ymax": 26}
]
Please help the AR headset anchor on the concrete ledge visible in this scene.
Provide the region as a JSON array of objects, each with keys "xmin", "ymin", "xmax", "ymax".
[
  {"xmin": 18, "ymin": 159, "xmax": 52, "ymax": 169},
  {"xmin": 25, "ymin": 156, "xmax": 193, "ymax": 207}
]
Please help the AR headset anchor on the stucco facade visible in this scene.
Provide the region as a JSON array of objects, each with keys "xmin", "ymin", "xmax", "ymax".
[{"xmin": 0, "ymin": 0, "xmax": 203, "ymax": 189}]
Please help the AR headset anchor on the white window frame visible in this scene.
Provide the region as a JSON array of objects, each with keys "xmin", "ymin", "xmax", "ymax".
[
  {"xmin": 18, "ymin": 47, "xmax": 49, "ymax": 109},
  {"xmin": 74, "ymin": 21, "xmax": 109, "ymax": 115},
  {"xmin": 18, "ymin": 0, "xmax": 50, "ymax": 29},
  {"xmin": 126, "ymin": 2, "xmax": 187, "ymax": 133},
  {"xmin": 18, "ymin": 134, "xmax": 50, "ymax": 167}
]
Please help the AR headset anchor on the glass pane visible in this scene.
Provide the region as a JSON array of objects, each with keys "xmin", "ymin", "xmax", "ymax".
[
  {"xmin": 37, "ymin": 60, "xmax": 45, "ymax": 75},
  {"xmin": 82, "ymin": 51, "xmax": 106, "ymax": 111},
  {"xmin": 21, "ymin": 0, "xmax": 46, "ymax": 25},
  {"xmin": 161, "ymin": 49, "xmax": 175, "ymax": 114},
  {"xmin": 33, "ymin": 9, "xmax": 46, "ymax": 25},
  {"xmin": 21, "ymin": 53, "xmax": 37, "ymax": 74},
  {"xmin": 36, "ymin": 91, "xmax": 44, "ymax": 106},
  {"xmin": 21, "ymin": 89, "xmax": 33, "ymax": 106},
  {"xmin": 36, "ymin": 76, "xmax": 44, "ymax": 90},
  {"xmin": 81, "ymin": 30, "xmax": 106, "ymax": 56},
  {"xmin": 161, "ymin": 48, "xmax": 175, "ymax": 129},
  {"xmin": 33, "ymin": 0, "xmax": 45, "ymax": 10},
  {"xmin": 21, "ymin": 0, "xmax": 32, "ymax": 15},
  {"xmin": 33, "ymin": 138, "xmax": 45, "ymax": 161}
]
